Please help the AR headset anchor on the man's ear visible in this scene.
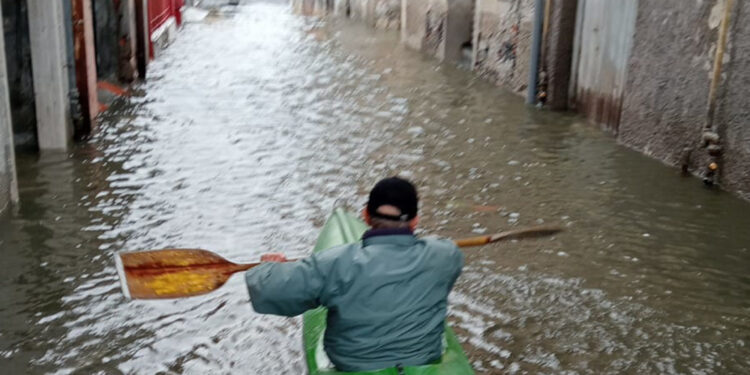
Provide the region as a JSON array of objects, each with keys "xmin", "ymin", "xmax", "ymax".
[
  {"xmin": 409, "ymin": 215, "xmax": 420, "ymax": 231},
  {"xmin": 362, "ymin": 208, "xmax": 372, "ymax": 225}
]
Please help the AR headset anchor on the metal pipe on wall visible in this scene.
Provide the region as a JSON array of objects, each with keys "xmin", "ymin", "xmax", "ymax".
[
  {"xmin": 526, "ymin": 0, "xmax": 545, "ymax": 105},
  {"xmin": 702, "ymin": 0, "xmax": 734, "ymax": 185},
  {"xmin": 705, "ymin": 0, "xmax": 733, "ymax": 131}
]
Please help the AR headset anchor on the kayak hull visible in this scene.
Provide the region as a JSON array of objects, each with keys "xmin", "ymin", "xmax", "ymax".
[{"xmin": 302, "ymin": 209, "xmax": 474, "ymax": 375}]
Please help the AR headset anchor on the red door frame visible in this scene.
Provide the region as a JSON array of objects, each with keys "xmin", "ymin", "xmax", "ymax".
[{"xmin": 71, "ymin": 0, "xmax": 99, "ymax": 133}]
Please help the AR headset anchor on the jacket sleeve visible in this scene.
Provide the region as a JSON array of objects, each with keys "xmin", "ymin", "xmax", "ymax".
[{"xmin": 244, "ymin": 256, "xmax": 326, "ymax": 317}]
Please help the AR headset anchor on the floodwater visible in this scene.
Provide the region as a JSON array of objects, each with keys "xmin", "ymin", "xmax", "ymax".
[{"xmin": 1, "ymin": 3, "xmax": 749, "ymax": 374}]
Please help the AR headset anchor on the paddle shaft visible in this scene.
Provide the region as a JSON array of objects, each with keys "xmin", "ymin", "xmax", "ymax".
[
  {"xmin": 455, "ymin": 225, "xmax": 562, "ymax": 248},
  {"xmin": 118, "ymin": 225, "xmax": 561, "ymax": 299},
  {"xmin": 227, "ymin": 225, "xmax": 563, "ymax": 268}
]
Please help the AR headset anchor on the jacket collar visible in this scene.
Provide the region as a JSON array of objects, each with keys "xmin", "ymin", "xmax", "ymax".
[{"xmin": 362, "ymin": 228, "xmax": 417, "ymax": 247}]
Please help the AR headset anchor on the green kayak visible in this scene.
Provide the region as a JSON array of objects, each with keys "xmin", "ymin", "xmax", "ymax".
[{"xmin": 302, "ymin": 209, "xmax": 475, "ymax": 375}]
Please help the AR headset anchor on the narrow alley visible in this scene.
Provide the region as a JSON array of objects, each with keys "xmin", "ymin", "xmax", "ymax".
[{"xmin": 0, "ymin": 2, "xmax": 749, "ymax": 374}]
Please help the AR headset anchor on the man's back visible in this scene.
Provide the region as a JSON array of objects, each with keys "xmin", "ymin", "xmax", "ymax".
[{"xmin": 245, "ymin": 233, "xmax": 463, "ymax": 372}]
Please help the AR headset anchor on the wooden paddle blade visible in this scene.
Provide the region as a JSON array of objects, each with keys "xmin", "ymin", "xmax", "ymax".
[
  {"xmin": 118, "ymin": 249, "xmax": 232, "ymax": 269},
  {"xmin": 115, "ymin": 249, "xmax": 257, "ymax": 300}
]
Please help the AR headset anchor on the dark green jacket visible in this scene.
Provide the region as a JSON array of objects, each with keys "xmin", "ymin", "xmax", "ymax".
[{"xmin": 245, "ymin": 232, "xmax": 464, "ymax": 371}]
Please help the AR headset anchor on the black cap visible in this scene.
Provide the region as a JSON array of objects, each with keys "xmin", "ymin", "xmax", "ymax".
[{"xmin": 366, "ymin": 177, "xmax": 419, "ymax": 222}]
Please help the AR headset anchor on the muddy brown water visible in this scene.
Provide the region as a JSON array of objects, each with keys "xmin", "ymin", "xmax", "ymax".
[{"xmin": 1, "ymin": 4, "xmax": 749, "ymax": 374}]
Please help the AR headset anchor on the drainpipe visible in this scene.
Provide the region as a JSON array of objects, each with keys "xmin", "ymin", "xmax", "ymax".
[
  {"xmin": 526, "ymin": 0, "xmax": 545, "ymax": 105},
  {"xmin": 702, "ymin": 0, "xmax": 733, "ymax": 186},
  {"xmin": 537, "ymin": 0, "xmax": 553, "ymax": 106}
]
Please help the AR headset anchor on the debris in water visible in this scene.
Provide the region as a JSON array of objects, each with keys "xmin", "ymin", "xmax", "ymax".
[
  {"xmin": 474, "ymin": 205, "xmax": 500, "ymax": 212},
  {"xmin": 407, "ymin": 126, "xmax": 424, "ymax": 137}
]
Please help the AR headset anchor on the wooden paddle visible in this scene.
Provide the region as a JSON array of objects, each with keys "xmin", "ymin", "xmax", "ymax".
[{"xmin": 116, "ymin": 225, "xmax": 562, "ymax": 300}]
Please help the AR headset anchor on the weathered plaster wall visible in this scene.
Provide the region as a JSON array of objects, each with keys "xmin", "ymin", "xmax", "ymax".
[
  {"xmin": 313, "ymin": 0, "xmax": 330, "ymax": 16},
  {"xmin": 348, "ymin": 0, "xmax": 365, "ymax": 20},
  {"xmin": 619, "ymin": 0, "xmax": 750, "ymax": 198},
  {"xmin": 422, "ymin": 0, "xmax": 447, "ymax": 59},
  {"xmin": 333, "ymin": 0, "xmax": 350, "ymax": 16},
  {"xmin": 400, "ymin": 0, "xmax": 473, "ymax": 63},
  {"xmin": 401, "ymin": 0, "xmax": 428, "ymax": 50},
  {"xmin": 1, "ymin": 0, "xmax": 36, "ymax": 148},
  {"xmin": 400, "ymin": 0, "xmax": 439, "ymax": 54},
  {"xmin": 291, "ymin": 0, "xmax": 314, "ymax": 15},
  {"xmin": 311, "ymin": 0, "xmax": 398, "ymax": 30},
  {"xmin": 373, "ymin": 0, "xmax": 400, "ymax": 29},
  {"xmin": 473, "ymin": 0, "xmax": 535, "ymax": 95},
  {"xmin": 351, "ymin": 0, "xmax": 381, "ymax": 26},
  {"xmin": 443, "ymin": 0, "xmax": 474, "ymax": 63}
]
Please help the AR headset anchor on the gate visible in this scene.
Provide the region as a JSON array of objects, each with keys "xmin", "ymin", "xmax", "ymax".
[
  {"xmin": 570, "ymin": 0, "xmax": 638, "ymax": 133},
  {"xmin": 148, "ymin": 0, "xmax": 183, "ymax": 57}
]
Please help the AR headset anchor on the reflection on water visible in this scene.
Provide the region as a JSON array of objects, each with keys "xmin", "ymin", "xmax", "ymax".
[{"xmin": 1, "ymin": 3, "xmax": 749, "ymax": 374}]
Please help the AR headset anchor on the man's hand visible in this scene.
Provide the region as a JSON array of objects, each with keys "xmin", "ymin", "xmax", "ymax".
[{"xmin": 260, "ymin": 253, "xmax": 288, "ymax": 263}]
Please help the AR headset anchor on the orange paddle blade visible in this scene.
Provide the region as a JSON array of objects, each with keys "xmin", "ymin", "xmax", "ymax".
[{"xmin": 115, "ymin": 249, "xmax": 258, "ymax": 300}]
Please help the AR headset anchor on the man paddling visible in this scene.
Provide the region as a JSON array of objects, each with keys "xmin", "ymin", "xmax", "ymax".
[{"xmin": 245, "ymin": 177, "xmax": 464, "ymax": 372}]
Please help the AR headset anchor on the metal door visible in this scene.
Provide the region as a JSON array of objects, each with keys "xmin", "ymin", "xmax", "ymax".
[{"xmin": 570, "ymin": 0, "xmax": 638, "ymax": 133}]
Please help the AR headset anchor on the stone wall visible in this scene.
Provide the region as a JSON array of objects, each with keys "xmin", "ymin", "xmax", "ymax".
[
  {"xmin": 472, "ymin": 0, "xmax": 535, "ymax": 95},
  {"xmin": 618, "ymin": 0, "xmax": 750, "ymax": 199}
]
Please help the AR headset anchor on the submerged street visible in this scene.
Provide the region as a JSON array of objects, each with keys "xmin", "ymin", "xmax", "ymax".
[{"xmin": 1, "ymin": 3, "xmax": 749, "ymax": 374}]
